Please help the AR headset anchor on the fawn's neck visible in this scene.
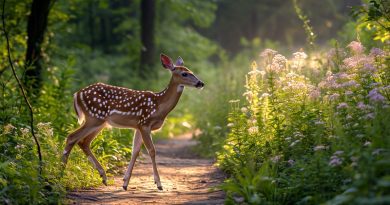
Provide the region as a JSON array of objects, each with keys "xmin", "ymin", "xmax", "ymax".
[{"xmin": 156, "ymin": 77, "xmax": 184, "ymax": 116}]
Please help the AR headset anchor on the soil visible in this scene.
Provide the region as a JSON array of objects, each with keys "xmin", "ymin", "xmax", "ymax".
[{"xmin": 67, "ymin": 133, "xmax": 226, "ymax": 204}]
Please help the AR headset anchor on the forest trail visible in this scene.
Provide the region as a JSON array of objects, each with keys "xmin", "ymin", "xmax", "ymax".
[{"xmin": 67, "ymin": 133, "xmax": 225, "ymax": 204}]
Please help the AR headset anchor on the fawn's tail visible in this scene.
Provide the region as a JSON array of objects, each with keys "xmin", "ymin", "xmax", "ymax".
[{"xmin": 73, "ymin": 92, "xmax": 85, "ymax": 125}]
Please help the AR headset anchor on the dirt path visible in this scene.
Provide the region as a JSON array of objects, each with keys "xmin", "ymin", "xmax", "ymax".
[{"xmin": 67, "ymin": 133, "xmax": 225, "ymax": 204}]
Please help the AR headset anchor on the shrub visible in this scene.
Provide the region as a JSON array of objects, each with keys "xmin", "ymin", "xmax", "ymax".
[{"xmin": 218, "ymin": 42, "xmax": 390, "ymax": 204}]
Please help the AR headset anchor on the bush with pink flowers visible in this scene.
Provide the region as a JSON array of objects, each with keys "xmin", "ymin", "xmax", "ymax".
[{"xmin": 218, "ymin": 41, "xmax": 390, "ymax": 204}]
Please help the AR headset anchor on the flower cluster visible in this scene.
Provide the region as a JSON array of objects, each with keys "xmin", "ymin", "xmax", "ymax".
[
  {"xmin": 260, "ymin": 48, "xmax": 278, "ymax": 59},
  {"xmin": 268, "ymin": 54, "xmax": 287, "ymax": 73},
  {"xmin": 329, "ymin": 151, "xmax": 344, "ymax": 167},
  {"xmin": 220, "ymin": 40, "xmax": 389, "ymax": 205},
  {"xmin": 369, "ymin": 48, "xmax": 385, "ymax": 57},
  {"xmin": 347, "ymin": 41, "xmax": 365, "ymax": 54},
  {"xmin": 292, "ymin": 51, "xmax": 308, "ymax": 60},
  {"xmin": 368, "ymin": 88, "xmax": 385, "ymax": 103}
]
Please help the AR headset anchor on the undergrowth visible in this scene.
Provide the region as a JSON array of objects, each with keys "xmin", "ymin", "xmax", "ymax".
[{"xmin": 218, "ymin": 41, "xmax": 390, "ymax": 204}]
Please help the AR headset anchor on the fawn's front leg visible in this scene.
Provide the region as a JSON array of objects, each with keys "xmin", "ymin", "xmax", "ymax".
[
  {"xmin": 123, "ymin": 130, "xmax": 143, "ymax": 190},
  {"xmin": 140, "ymin": 127, "xmax": 162, "ymax": 190}
]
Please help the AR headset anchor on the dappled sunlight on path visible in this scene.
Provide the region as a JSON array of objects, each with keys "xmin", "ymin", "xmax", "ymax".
[{"xmin": 67, "ymin": 133, "xmax": 225, "ymax": 204}]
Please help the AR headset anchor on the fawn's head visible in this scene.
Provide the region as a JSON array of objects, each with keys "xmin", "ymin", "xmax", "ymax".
[{"xmin": 160, "ymin": 54, "xmax": 204, "ymax": 89}]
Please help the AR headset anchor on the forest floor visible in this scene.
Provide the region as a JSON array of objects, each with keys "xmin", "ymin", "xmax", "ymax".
[{"xmin": 67, "ymin": 133, "xmax": 226, "ymax": 204}]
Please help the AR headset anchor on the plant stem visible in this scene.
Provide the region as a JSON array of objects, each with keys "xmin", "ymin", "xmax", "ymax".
[{"xmin": 1, "ymin": 0, "xmax": 43, "ymax": 175}]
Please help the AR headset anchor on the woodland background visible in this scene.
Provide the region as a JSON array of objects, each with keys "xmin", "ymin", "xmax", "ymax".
[{"xmin": 0, "ymin": 0, "xmax": 389, "ymax": 204}]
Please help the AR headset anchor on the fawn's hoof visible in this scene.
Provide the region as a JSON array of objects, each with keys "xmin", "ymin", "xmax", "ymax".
[
  {"xmin": 123, "ymin": 186, "xmax": 127, "ymax": 191},
  {"xmin": 157, "ymin": 186, "xmax": 163, "ymax": 190},
  {"xmin": 102, "ymin": 179, "xmax": 107, "ymax": 186}
]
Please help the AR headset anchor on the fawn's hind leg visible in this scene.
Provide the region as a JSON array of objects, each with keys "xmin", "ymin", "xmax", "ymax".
[
  {"xmin": 77, "ymin": 127, "xmax": 107, "ymax": 185},
  {"xmin": 62, "ymin": 119, "xmax": 105, "ymax": 166}
]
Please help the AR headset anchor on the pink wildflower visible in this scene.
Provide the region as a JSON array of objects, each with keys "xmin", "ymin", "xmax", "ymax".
[
  {"xmin": 347, "ymin": 41, "xmax": 365, "ymax": 54},
  {"xmin": 286, "ymin": 72, "xmax": 298, "ymax": 78},
  {"xmin": 337, "ymin": 73, "xmax": 350, "ymax": 80},
  {"xmin": 20, "ymin": 128, "xmax": 30, "ymax": 135},
  {"xmin": 340, "ymin": 80, "xmax": 358, "ymax": 88},
  {"xmin": 309, "ymin": 88, "xmax": 321, "ymax": 100},
  {"xmin": 269, "ymin": 54, "xmax": 287, "ymax": 73},
  {"xmin": 319, "ymin": 78, "xmax": 339, "ymax": 89},
  {"xmin": 270, "ymin": 155, "xmax": 282, "ymax": 163},
  {"xmin": 343, "ymin": 56, "xmax": 373, "ymax": 69},
  {"xmin": 329, "ymin": 155, "xmax": 342, "ymax": 167},
  {"xmin": 261, "ymin": 93, "xmax": 270, "ymax": 98},
  {"xmin": 365, "ymin": 113, "xmax": 375, "ymax": 119},
  {"xmin": 328, "ymin": 93, "xmax": 340, "ymax": 101},
  {"xmin": 362, "ymin": 63, "xmax": 376, "ymax": 73},
  {"xmin": 357, "ymin": 102, "xmax": 367, "ymax": 110},
  {"xmin": 369, "ymin": 48, "xmax": 385, "ymax": 57},
  {"xmin": 292, "ymin": 51, "xmax": 308, "ymax": 60},
  {"xmin": 345, "ymin": 91, "xmax": 353, "ymax": 95},
  {"xmin": 248, "ymin": 126, "xmax": 259, "ymax": 134},
  {"xmin": 260, "ymin": 49, "xmax": 278, "ymax": 59},
  {"xmin": 288, "ymin": 159, "xmax": 295, "ymax": 166},
  {"xmin": 337, "ymin": 103, "xmax": 348, "ymax": 109},
  {"xmin": 290, "ymin": 140, "xmax": 300, "ymax": 147},
  {"xmin": 368, "ymin": 88, "xmax": 385, "ymax": 103},
  {"xmin": 313, "ymin": 145, "xmax": 326, "ymax": 151},
  {"xmin": 243, "ymin": 91, "xmax": 254, "ymax": 101}
]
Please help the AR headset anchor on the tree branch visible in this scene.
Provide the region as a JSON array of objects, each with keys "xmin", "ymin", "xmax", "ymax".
[{"xmin": 2, "ymin": 0, "xmax": 43, "ymax": 175}]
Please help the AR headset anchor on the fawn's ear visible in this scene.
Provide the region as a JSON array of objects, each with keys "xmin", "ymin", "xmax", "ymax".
[
  {"xmin": 175, "ymin": 56, "xmax": 184, "ymax": 66},
  {"xmin": 160, "ymin": 53, "xmax": 175, "ymax": 70}
]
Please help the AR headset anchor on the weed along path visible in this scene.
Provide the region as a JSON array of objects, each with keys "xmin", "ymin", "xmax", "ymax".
[{"xmin": 67, "ymin": 133, "xmax": 225, "ymax": 204}]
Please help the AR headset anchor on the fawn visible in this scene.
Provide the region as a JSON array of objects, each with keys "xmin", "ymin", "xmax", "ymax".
[{"xmin": 62, "ymin": 54, "xmax": 204, "ymax": 190}]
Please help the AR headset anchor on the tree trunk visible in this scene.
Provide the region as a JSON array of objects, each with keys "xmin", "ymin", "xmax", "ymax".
[
  {"xmin": 140, "ymin": 0, "xmax": 155, "ymax": 78},
  {"xmin": 24, "ymin": 0, "xmax": 52, "ymax": 95}
]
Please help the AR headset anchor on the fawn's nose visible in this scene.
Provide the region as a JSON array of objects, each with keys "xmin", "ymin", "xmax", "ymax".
[{"xmin": 195, "ymin": 81, "xmax": 205, "ymax": 88}]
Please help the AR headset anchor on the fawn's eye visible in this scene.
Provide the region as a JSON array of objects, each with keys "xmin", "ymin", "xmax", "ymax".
[{"xmin": 181, "ymin": 73, "xmax": 188, "ymax": 77}]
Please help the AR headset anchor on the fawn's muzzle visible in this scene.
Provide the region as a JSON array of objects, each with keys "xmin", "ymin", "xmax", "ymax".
[{"xmin": 195, "ymin": 81, "xmax": 205, "ymax": 88}]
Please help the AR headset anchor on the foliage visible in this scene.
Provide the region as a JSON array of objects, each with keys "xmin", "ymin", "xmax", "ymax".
[
  {"xmin": 1, "ymin": 0, "xmax": 388, "ymax": 204},
  {"xmin": 0, "ymin": 0, "xmax": 221, "ymax": 203},
  {"xmin": 192, "ymin": 50, "xmax": 254, "ymax": 157},
  {"xmin": 351, "ymin": 0, "xmax": 390, "ymax": 42},
  {"xmin": 217, "ymin": 41, "xmax": 390, "ymax": 204},
  {"xmin": 193, "ymin": 38, "xmax": 284, "ymax": 157}
]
